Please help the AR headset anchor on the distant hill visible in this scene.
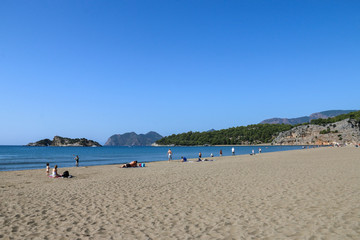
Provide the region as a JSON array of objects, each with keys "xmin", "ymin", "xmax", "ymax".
[
  {"xmin": 260, "ymin": 110, "xmax": 356, "ymax": 125},
  {"xmin": 272, "ymin": 110, "xmax": 360, "ymax": 145},
  {"xmin": 104, "ymin": 131, "xmax": 163, "ymax": 146},
  {"xmin": 27, "ymin": 136, "xmax": 102, "ymax": 147}
]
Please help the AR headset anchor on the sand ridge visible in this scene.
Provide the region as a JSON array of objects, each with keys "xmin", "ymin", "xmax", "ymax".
[{"xmin": 0, "ymin": 147, "xmax": 359, "ymax": 239}]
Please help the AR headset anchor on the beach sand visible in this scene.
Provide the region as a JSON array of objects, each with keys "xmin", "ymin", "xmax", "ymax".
[{"xmin": 1, "ymin": 147, "xmax": 359, "ymax": 239}]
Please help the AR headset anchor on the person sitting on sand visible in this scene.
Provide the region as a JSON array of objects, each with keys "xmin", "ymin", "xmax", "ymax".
[
  {"xmin": 51, "ymin": 165, "xmax": 61, "ymax": 177},
  {"xmin": 46, "ymin": 163, "xmax": 50, "ymax": 176},
  {"xmin": 181, "ymin": 156, "xmax": 187, "ymax": 162},
  {"xmin": 120, "ymin": 161, "xmax": 138, "ymax": 168}
]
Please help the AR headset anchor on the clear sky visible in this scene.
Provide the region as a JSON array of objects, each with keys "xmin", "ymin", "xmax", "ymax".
[{"xmin": 1, "ymin": 0, "xmax": 359, "ymax": 145}]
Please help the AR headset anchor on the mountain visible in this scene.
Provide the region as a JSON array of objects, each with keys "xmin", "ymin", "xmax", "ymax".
[
  {"xmin": 27, "ymin": 136, "xmax": 102, "ymax": 147},
  {"xmin": 104, "ymin": 131, "xmax": 163, "ymax": 146},
  {"xmin": 272, "ymin": 118, "xmax": 360, "ymax": 145},
  {"xmin": 260, "ymin": 110, "xmax": 356, "ymax": 125},
  {"xmin": 309, "ymin": 110, "xmax": 357, "ymax": 120}
]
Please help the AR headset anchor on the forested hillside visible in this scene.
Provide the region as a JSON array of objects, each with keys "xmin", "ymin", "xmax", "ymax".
[
  {"xmin": 156, "ymin": 124, "xmax": 293, "ymax": 146},
  {"xmin": 156, "ymin": 111, "xmax": 360, "ymax": 146}
]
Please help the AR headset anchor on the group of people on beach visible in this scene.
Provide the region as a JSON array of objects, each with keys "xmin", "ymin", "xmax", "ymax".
[
  {"xmin": 167, "ymin": 147, "xmax": 262, "ymax": 162},
  {"xmin": 45, "ymin": 147, "xmax": 268, "ymax": 175},
  {"xmin": 46, "ymin": 163, "xmax": 70, "ymax": 178},
  {"xmin": 45, "ymin": 155, "xmax": 79, "ymax": 178},
  {"xmin": 168, "ymin": 148, "xmax": 223, "ymax": 162},
  {"xmin": 169, "ymin": 149, "xmax": 219, "ymax": 162}
]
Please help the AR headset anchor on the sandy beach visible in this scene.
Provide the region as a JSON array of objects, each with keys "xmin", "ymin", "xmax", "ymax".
[{"xmin": 0, "ymin": 147, "xmax": 359, "ymax": 239}]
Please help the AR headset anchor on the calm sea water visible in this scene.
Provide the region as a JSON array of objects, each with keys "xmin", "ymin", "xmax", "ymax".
[{"xmin": 0, "ymin": 145, "xmax": 307, "ymax": 171}]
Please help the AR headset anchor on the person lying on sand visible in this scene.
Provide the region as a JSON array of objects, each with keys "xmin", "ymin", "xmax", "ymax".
[
  {"xmin": 196, "ymin": 158, "xmax": 213, "ymax": 162},
  {"xmin": 120, "ymin": 161, "xmax": 138, "ymax": 168}
]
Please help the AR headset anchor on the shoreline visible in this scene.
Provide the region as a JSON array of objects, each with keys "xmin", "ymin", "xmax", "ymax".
[
  {"xmin": 1, "ymin": 147, "xmax": 359, "ymax": 239},
  {"xmin": 0, "ymin": 145, "xmax": 310, "ymax": 172},
  {"xmin": 153, "ymin": 143, "xmax": 326, "ymax": 147},
  {"xmin": 0, "ymin": 142, "xmax": 328, "ymax": 147},
  {"xmin": 0, "ymin": 145, "xmax": 342, "ymax": 174}
]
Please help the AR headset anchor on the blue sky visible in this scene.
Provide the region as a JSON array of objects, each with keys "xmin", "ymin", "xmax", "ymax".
[{"xmin": 1, "ymin": 0, "xmax": 359, "ymax": 145}]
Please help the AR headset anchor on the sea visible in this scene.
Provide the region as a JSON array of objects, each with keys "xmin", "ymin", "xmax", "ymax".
[{"xmin": 0, "ymin": 145, "xmax": 309, "ymax": 171}]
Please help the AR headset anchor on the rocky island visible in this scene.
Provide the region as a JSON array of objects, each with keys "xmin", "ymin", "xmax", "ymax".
[
  {"xmin": 27, "ymin": 136, "xmax": 102, "ymax": 147},
  {"xmin": 105, "ymin": 131, "xmax": 162, "ymax": 146}
]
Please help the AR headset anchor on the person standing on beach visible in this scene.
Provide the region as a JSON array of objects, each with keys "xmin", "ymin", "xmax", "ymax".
[
  {"xmin": 232, "ymin": 147, "xmax": 235, "ymax": 156},
  {"xmin": 75, "ymin": 155, "xmax": 79, "ymax": 167},
  {"xmin": 259, "ymin": 148, "xmax": 262, "ymax": 154},
  {"xmin": 168, "ymin": 149, "xmax": 172, "ymax": 161},
  {"xmin": 220, "ymin": 149, "xmax": 222, "ymax": 156}
]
